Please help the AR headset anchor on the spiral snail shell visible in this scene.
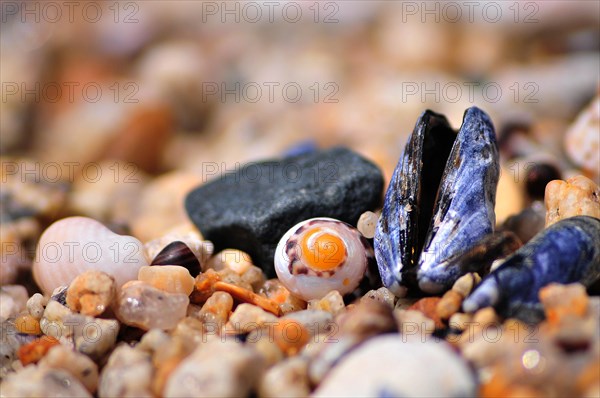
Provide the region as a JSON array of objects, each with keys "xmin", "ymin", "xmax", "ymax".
[
  {"xmin": 274, "ymin": 217, "xmax": 373, "ymax": 300},
  {"xmin": 33, "ymin": 217, "xmax": 149, "ymax": 295}
]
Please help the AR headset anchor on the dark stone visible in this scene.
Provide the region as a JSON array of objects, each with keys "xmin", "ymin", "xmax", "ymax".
[
  {"xmin": 151, "ymin": 241, "xmax": 201, "ymax": 277},
  {"xmin": 525, "ymin": 163, "xmax": 561, "ymax": 200},
  {"xmin": 185, "ymin": 147, "xmax": 384, "ymax": 276}
]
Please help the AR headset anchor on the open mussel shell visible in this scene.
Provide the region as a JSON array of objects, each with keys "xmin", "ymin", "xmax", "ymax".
[
  {"xmin": 463, "ymin": 215, "xmax": 600, "ymax": 323},
  {"xmin": 375, "ymin": 107, "xmax": 499, "ymax": 296}
]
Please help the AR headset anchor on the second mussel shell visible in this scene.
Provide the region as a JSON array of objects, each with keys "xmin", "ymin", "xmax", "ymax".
[{"xmin": 375, "ymin": 107, "xmax": 500, "ymax": 296}]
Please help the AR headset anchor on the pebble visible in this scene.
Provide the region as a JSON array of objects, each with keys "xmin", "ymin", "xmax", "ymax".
[
  {"xmin": 307, "ymin": 290, "xmax": 345, "ymax": 316},
  {"xmin": 227, "ymin": 303, "xmax": 279, "ymax": 334},
  {"xmin": 545, "ymin": 175, "xmax": 600, "ymax": 226},
  {"xmin": 196, "ymin": 291, "xmax": 234, "ymax": 331},
  {"xmin": 245, "ymin": 330, "xmax": 285, "ymax": 368},
  {"xmin": 564, "ymin": 95, "xmax": 599, "ymax": 182},
  {"xmin": 185, "ymin": 147, "xmax": 384, "ymax": 276},
  {"xmin": 207, "ymin": 248, "xmax": 254, "ymax": 274},
  {"xmin": 27, "ymin": 293, "xmax": 48, "ymax": 320},
  {"xmin": 495, "ymin": 164, "xmax": 525, "ymax": 225},
  {"xmin": 501, "ymin": 201, "xmax": 546, "ymax": 243},
  {"xmin": 14, "ymin": 313, "xmax": 42, "ymax": 334},
  {"xmin": 258, "ymin": 356, "xmax": 311, "ymax": 398},
  {"xmin": 436, "ymin": 290, "xmax": 464, "ymax": 320},
  {"xmin": 67, "ymin": 313, "xmax": 120, "ymax": 359},
  {"xmin": 525, "ymin": 163, "xmax": 562, "ymax": 200},
  {"xmin": 66, "ymin": 270, "xmax": 116, "ymax": 316},
  {"xmin": 138, "ymin": 265, "xmax": 195, "ymax": 295},
  {"xmin": 360, "ymin": 287, "xmax": 395, "ymax": 309},
  {"xmin": 131, "ymin": 172, "xmax": 203, "ymax": 243},
  {"xmin": 313, "ymin": 335, "xmax": 476, "ymax": 397},
  {"xmin": 17, "ymin": 335, "xmax": 60, "ymax": 365},
  {"xmin": 408, "ymin": 297, "xmax": 444, "ymax": 329},
  {"xmin": 0, "ymin": 285, "xmax": 28, "ymax": 321},
  {"xmin": 282, "ymin": 310, "xmax": 334, "ymax": 337},
  {"xmin": 39, "ymin": 344, "xmax": 99, "ymax": 393},
  {"xmin": 452, "ymin": 273, "xmax": 481, "ymax": 297},
  {"xmin": 356, "ymin": 211, "xmax": 379, "ymax": 239},
  {"xmin": 1, "ymin": 365, "xmax": 92, "ymax": 397},
  {"xmin": 99, "ymin": 344, "xmax": 153, "ymax": 398},
  {"xmin": 39, "ymin": 300, "xmax": 75, "ymax": 342},
  {"xmin": 116, "ymin": 281, "xmax": 189, "ymax": 330},
  {"xmin": 448, "ymin": 312, "xmax": 474, "ymax": 332},
  {"xmin": 163, "ymin": 339, "xmax": 265, "ymax": 398},
  {"xmin": 260, "ymin": 279, "xmax": 307, "ymax": 315},
  {"xmin": 394, "ymin": 309, "xmax": 436, "ymax": 337}
]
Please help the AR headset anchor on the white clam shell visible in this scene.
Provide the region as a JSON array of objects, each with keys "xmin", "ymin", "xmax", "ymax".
[
  {"xmin": 274, "ymin": 217, "xmax": 371, "ymax": 300},
  {"xmin": 33, "ymin": 217, "xmax": 149, "ymax": 295}
]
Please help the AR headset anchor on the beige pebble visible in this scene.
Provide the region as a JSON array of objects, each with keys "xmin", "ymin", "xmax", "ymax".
[
  {"xmin": 357, "ymin": 211, "xmax": 379, "ymax": 239},
  {"xmin": 360, "ymin": 287, "xmax": 395, "ymax": 309},
  {"xmin": 196, "ymin": 291, "xmax": 234, "ymax": 331},
  {"xmin": 258, "ymin": 356, "xmax": 310, "ymax": 398},
  {"xmin": 0, "ymin": 285, "xmax": 28, "ymax": 322},
  {"xmin": 227, "ymin": 303, "xmax": 279, "ymax": 334},
  {"xmin": 394, "ymin": 309, "xmax": 435, "ymax": 337},
  {"xmin": 545, "ymin": 175, "xmax": 600, "ymax": 226},
  {"xmin": 308, "ymin": 290, "xmax": 345, "ymax": 316},
  {"xmin": 163, "ymin": 339, "xmax": 265, "ymax": 398},
  {"xmin": 452, "ymin": 273, "xmax": 481, "ymax": 297},
  {"xmin": 39, "ymin": 345, "xmax": 99, "ymax": 394},
  {"xmin": 565, "ymin": 96, "xmax": 600, "ymax": 182},
  {"xmin": 99, "ymin": 344, "xmax": 153, "ymax": 398},
  {"xmin": 448, "ymin": 312, "xmax": 474, "ymax": 331},
  {"xmin": 1, "ymin": 365, "xmax": 91, "ymax": 397},
  {"xmin": 207, "ymin": 249, "xmax": 254, "ymax": 274},
  {"xmin": 495, "ymin": 164, "xmax": 525, "ymax": 224},
  {"xmin": 27, "ymin": 293, "xmax": 48, "ymax": 320},
  {"xmin": 259, "ymin": 279, "xmax": 307, "ymax": 315},
  {"xmin": 66, "ymin": 270, "xmax": 116, "ymax": 316},
  {"xmin": 138, "ymin": 265, "xmax": 195, "ymax": 295}
]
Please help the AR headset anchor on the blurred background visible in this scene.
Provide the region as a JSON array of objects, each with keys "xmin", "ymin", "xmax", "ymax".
[{"xmin": 1, "ymin": 1, "xmax": 599, "ymax": 264}]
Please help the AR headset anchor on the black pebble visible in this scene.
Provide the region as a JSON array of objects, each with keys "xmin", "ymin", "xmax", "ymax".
[
  {"xmin": 185, "ymin": 147, "xmax": 384, "ymax": 277},
  {"xmin": 525, "ymin": 163, "xmax": 561, "ymax": 200}
]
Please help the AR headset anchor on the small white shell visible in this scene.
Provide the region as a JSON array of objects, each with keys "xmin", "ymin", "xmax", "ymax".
[
  {"xmin": 274, "ymin": 217, "xmax": 372, "ymax": 300},
  {"xmin": 33, "ymin": 217, "xmax": 149, "ymax": 295}
]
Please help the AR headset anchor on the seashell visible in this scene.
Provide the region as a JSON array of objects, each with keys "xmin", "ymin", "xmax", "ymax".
[
  {"xmin": 33, "ymin": 217, "xmax": 149, "ymax": 295},
  {"xmin": 463, "ymin": 216, "xmax": 600, "ymax": 322},
  {"xmin": 150, "ymin": 241, "xmax": 201, "ymax": 276},
  {"xmin": 375, "ymin": 107, "xmax": 499, "ymax": 296},
  {"xmin": 274, "ymin": 217, "xmax": 374, "ymax": 301}
]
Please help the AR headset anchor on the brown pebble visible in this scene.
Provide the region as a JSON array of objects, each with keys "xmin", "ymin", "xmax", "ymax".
[
  {"xmin": 408, "ymin": 297, "xmax": 444, "ymax": 329},
  {"xmin": 436, "ymin": 290, "xmax": 464, "ymax": 320}
]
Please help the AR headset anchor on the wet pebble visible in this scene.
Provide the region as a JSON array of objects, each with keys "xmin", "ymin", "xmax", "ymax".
[{"xmin": 116, "ymin": 281, "xmax": 189, "ymax": 330}]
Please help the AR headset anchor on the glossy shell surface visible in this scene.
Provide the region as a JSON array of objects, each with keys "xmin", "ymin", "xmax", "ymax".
[
  {"xmin": 375, "ymin": 107, "xmax": 499, "ymax": 296},
  {"xmin": 33, "ymin": 217, "xmax": 149, "ymax": 295},
  {"xmin": 275, "ymin": 218, "xmax": 373, "ymax": 300}
]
